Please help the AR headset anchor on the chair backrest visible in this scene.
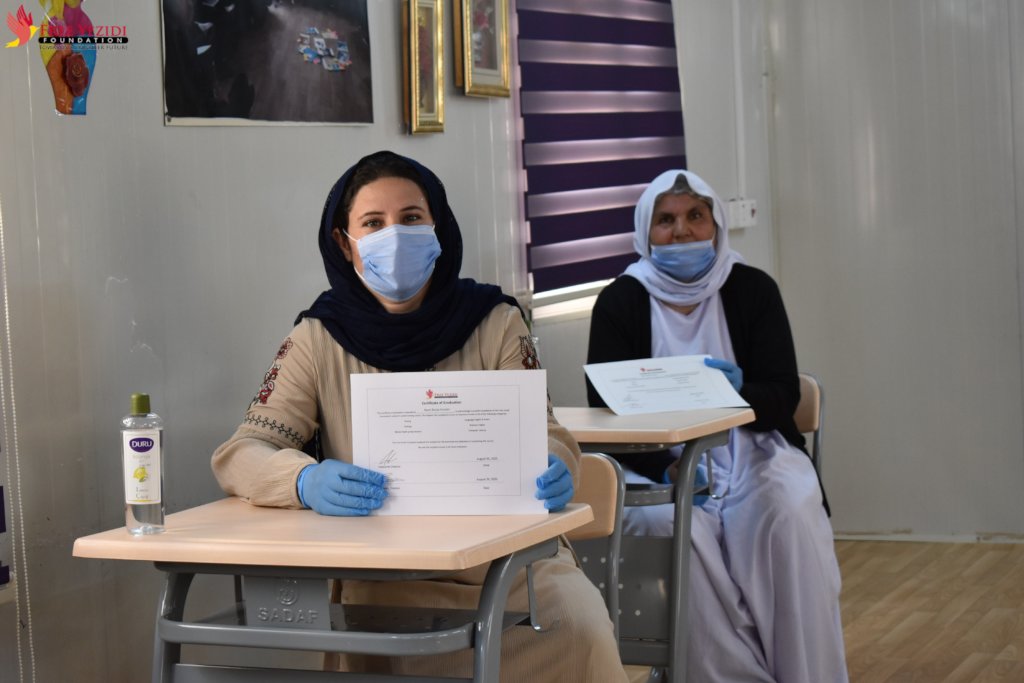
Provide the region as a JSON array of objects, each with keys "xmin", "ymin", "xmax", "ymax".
[
  {"xmin": 567, "ymin": 452, "xmax": 624, "ymax": 541},
  {"xmin": 567, "ymin": 452, "xmax": 624, "ymax": 639},
  {"xmin": 795, "ymin": 372, "xmax": 824, "ymax": 477}
]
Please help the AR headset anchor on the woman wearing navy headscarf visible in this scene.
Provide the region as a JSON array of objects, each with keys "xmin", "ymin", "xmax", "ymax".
[
  {"xmin": 587, "ymin": 169, "xmax": 847, "ymax": 683},
  {"xmin": 213, "ymin": 151, "xmax": 628, "ymax": 681}
]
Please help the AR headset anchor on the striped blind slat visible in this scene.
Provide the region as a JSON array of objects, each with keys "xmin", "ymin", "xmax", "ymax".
[
  {"xmin": 525, "ymin": 112, "xmax": 686, "ymax": 144},
  {"xmin": 518, "ymin": 0, "xmax": 686, "ymax": 293},
  {"xmin": 517, "ymin": 10, "xmax": 677, "ymax": 46},
  {"xmin": 517, "ymin": 0, "xmax": 673, "ymax": 24},
  {"xmin": 526, "ymin": 155, "xmax": 688, "ymax": 207},
  {"xmin": 519, "ymin": 64, "xmax": 683, "ymax": 92},
  {"xmin": 529, "ymin": 207, "xmax": 636, "ymax": 245}
]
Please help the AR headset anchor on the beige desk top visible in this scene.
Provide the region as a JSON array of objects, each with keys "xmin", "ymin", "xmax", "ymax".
[
  {"xmin": 553, "ymin": 406, "xmax": 755, "ymax": 446},
  {"xmin": 72, "ymin": 498, "xmax": 593, "ymax": 571}
]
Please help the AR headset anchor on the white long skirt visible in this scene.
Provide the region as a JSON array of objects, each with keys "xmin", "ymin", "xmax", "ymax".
[{"xmin": 620, "ymin": 429, "xmax": 849, "ymax": 683}]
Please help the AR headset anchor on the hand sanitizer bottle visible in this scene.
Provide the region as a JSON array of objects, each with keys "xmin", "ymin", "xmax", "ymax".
[{"xmin": 121, "ymin": 393, "xmax": 165, "ymax": 535}]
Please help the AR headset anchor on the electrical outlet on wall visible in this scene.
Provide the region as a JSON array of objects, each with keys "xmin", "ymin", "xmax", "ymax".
[{"xmin": 726, "ymin": 198, "xmax": 757, "ymax": 229}]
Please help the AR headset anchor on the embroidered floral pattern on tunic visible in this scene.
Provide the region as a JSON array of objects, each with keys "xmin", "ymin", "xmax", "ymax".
[
  {"xmin": 519, "ymin": 335, "xmax": 541, "ymax": 369},
  {"xmin": 249, "ymin": 338, "xmax": 293, "ymax": 407},
  {"xmin": 243, "ymin": 414, "xmax": 305, "ymax": 448},
  {"xmin": 252, "ymin": 364, "xmax": 281, "ymax": 406}
]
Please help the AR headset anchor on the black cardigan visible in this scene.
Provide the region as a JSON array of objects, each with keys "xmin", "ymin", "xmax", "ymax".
[{"xmin": 586, "ymin": 264, "xmax": 809, "ymax": 484}]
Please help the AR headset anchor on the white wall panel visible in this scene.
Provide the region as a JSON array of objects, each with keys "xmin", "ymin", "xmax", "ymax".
[
  {"xmin": 674, "ymin": 0, "xmax": 777, "ymax": 274},
  {"xmin": 771, "ymin": 0, "xmax": 1024, "ymax": 538},
  {"xmin": 0, "ymin": 0, "xmax": 521, "ymax": 680},
  {"xmin": 1016, "ymin": 0, "xmax": 1024, "ymax": 429}
]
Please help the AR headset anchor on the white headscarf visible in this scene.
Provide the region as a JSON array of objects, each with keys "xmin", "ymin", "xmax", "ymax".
[{"xmin": 623, "ymin": 169, "xmax": 744, "ymax": 307}]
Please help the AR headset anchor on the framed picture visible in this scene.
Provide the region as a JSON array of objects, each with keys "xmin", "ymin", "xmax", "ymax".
[
  {"xmin": 161, "ymin": 1, "xmax": 373, "ymax": 125},
  {"xmin": 404, "ymin": 0, "xmax": 444, "ymax": 133},
  {"xmin": 453, "ymin": 0, "xmax": 510, "ymax": 97}
]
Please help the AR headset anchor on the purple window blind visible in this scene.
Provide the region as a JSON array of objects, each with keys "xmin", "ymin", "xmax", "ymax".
[{"xmin": 517, "ymin": 0, "xmax": 686, "ymax": 293}]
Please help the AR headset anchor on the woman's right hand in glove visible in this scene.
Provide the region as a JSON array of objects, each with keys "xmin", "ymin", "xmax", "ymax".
[{"xmin": 297, "ymin": 460, "xmax": 388, "ymax": 516}]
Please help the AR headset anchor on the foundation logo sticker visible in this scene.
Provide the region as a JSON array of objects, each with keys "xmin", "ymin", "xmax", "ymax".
[
  {"xmin": 425, "ymin": 389, "xmax": 458, "ymax": 400},
  {"xmin": 5, "ymin": 5, "xmax": 37, "ymax": 47},
  {"xmin": 5, "ymin": 1, "xmax": 128, "ymax": 115}
]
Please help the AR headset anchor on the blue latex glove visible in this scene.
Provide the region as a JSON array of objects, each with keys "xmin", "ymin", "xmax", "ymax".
[
  {"xmin": 662, "ymin": 458, "xmax": 709, "ymax": 507},
  {"xmin": 297, "ymin": 460, "xmax": 388, "ymax": 516},
  {"xmin": 536, "ymin": 454, "xmax": 573, "ymax": 512},
  {"xmin": 704, "ymin": 357, "xmax": 743, "ymax": 392},
  {"xmin": 693, "ymin": 461, "xmax": 710, "ymax": 507}
]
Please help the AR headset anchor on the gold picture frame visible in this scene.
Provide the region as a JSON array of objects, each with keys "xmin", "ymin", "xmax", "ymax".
[
  {"xmin": 404, "ymin": 0, "xmax": 444, "ymax": 133},
  {"xmin": 453, "ymin": 0, "xmax": 510, "ymax": 97}
]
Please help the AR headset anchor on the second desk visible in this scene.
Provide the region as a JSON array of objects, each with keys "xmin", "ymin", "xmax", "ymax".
[{"xmin": 554, "ymin": 406, "xmax": 754, "ymax": 683}]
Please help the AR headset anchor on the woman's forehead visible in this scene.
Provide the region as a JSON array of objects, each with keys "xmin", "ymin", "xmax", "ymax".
[
  {"xmin": 351, "ymin": 176, "xmax": 429, "ymax": 209},
  {"xmin": 653, "ymin": 192, "xmax": 712, "ymax": 213}
]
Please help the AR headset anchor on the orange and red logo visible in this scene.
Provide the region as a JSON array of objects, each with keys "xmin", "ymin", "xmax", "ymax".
[
  {"xmin": 424, "ymin": 389, "xmax": 458, "ymax": 400},
  {"xmin": 5, "ymin": 4, "xmax": 38, "ymax": 47}
]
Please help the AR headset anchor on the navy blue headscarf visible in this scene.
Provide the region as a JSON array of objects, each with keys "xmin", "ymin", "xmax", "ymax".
[{"xmin": 297, "ymin": 151, "xmax": 519, "ymax": 372}]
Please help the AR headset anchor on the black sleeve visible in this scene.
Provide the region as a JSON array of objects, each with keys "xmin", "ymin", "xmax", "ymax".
[
  {"xmin": 586, "ymin": 277, "xmax": 649, "ymax": 407},
  {"xmin": 726, "ymin": 267, "xmax": 829, "ymax": 511},
  {"xmin": 585, "ymin": 278, "xmax": 674, "ymax": 481},
  {"xmin": 724, "ymin": 267, "xmax": 804, "ymax": 443}
]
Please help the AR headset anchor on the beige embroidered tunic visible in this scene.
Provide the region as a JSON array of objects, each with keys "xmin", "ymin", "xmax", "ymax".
[{"xmin": 211, "ymin": 304, "xmax": 628, "ymax": 682}]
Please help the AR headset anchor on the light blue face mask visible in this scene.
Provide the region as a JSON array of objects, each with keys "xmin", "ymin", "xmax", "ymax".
[
  {"xmin": 346, "ymin": 225, "xmax": 442, "ymax": 302},
  {"xmin": 650, "ymin": 239, "xmax": 717, "ymax": 282}
]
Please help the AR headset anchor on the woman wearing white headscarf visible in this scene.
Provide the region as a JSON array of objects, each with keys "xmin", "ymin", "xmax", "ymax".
[{"xmin": 586, "ymin": 170, "xmax": 848, "ymax": 683}]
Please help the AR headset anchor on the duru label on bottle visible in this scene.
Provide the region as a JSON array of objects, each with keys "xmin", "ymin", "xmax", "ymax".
[{"xmin": 122, "ymin": 429, "xmax": 162, "ymax": 504}]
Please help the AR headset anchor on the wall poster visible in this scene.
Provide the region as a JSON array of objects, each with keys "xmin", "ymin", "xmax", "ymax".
[{"xmin": 160, "ymin": 0, "xmax": 372, "ymax": 125}]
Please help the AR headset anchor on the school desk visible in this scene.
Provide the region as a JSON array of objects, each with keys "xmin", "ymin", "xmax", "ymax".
[
  {"xmin": 553, "ymin": 406, "xmax": 754, "ymax": 683},
  {"xmin": 73, "ymin": 497, "xmax": 593, "ymax": 683}
]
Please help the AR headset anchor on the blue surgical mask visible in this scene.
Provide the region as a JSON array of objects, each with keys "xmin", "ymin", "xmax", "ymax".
[
  {"xmin": 650, "ymin": 239, "xmax": 717, "ymax": 282},
  {"xmin": 346, "ymin": 225, "xmax": 442, "ymax": 302}
]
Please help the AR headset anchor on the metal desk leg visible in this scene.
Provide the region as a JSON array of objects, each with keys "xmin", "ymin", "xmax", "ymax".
[
  {"xmin": 153, "ymin": 571, "xmax": 195, "ymax": 683},
  {"xmin": 668, "ymin": 431, "xmax": 730, "ymax": 683},
  {"xmin": 473, "ymin": 537, "xmax": 559, "ymax": 683},
  {"xmin": 149, "ymin": 538, "xmax": 558, "ymax": 683}
]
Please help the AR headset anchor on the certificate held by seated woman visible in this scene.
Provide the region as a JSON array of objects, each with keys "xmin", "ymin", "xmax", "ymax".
[{"xmin": 351, "ymin": 369, "xmax": 548, "ymax": 515}]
